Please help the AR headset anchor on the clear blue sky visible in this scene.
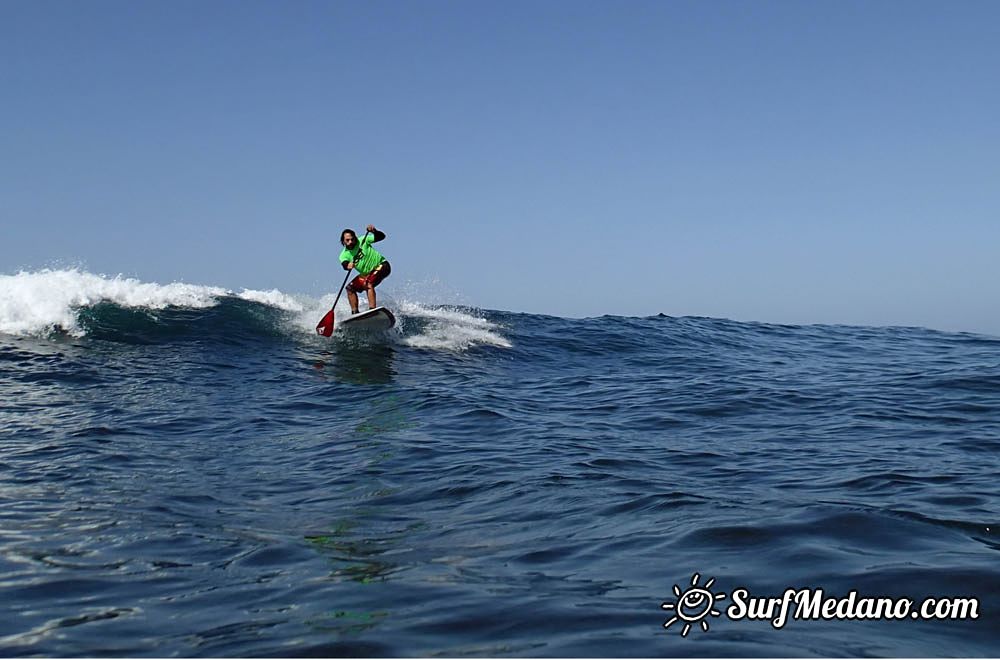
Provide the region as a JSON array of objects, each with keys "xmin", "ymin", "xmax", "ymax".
[{"xmin": 2, "ymin": 0, "xmax": 998, "ymax": 333}]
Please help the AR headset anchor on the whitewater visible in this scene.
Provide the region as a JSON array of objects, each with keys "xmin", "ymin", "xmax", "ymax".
[
  {"xmin": 0, "ymin": 269, "xmax": 510, "ymax": 350},
  {"xmin": 1, "ymin": 268, "xmax": 998, "ymax": 656}
]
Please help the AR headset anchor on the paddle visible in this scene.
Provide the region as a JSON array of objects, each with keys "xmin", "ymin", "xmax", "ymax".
[{"xmin": 315, "ymin": 230, "xmax": 371, "ymax": 337}]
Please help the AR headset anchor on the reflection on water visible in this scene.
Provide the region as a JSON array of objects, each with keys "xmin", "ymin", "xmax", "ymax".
[
  {"xmin": 304, "ymin": 609, "xmax": 389, "ymax": 635},
  {"xmin": 304, "ymin": 393, "xmax": 422, "ymax": 587},
  {"xmin": 305, "ymin": 521, "xmax": 399, "ymax": 585},
  {"xmin": 314, "ymin": 340, "xmax": 396, "ymax": 385},
  {"xmin": 353, "ymin": 395, "xmax": 416, "ymax": 438}
]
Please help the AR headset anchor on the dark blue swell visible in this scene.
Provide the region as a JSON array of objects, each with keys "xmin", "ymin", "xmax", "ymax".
[{"xmin": 1, "ymin": 309, "xmax": 998, "ymax": 656}]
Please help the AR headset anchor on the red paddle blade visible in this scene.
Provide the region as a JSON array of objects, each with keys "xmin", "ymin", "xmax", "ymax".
[{"xmin": 316, "ymin": 309, "xmax": 335, "ymax": 337}]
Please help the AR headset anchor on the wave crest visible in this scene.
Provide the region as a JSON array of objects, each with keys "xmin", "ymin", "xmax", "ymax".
[
  {"xmin": 0, "ymin": 270, "xmax": 511, "ymax": 352},
  {"xmin": 0, "ymin": 269, "xmax": 227, "ymax": 337}
]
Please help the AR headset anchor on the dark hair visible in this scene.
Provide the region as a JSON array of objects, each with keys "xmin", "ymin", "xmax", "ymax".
[{"xmin": 340, "ymin": 229, "xmax": 357, "ymax": 246}]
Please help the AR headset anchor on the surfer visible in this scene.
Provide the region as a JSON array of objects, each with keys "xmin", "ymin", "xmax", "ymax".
[{"xmin": 340, "ymin": 224, "xmax": 391, "ymax": 314}]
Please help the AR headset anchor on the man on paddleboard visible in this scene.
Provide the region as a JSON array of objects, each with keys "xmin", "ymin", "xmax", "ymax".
[{"xmin": 340, "ymin": 224, "xmax": 391, "ymax": 314}]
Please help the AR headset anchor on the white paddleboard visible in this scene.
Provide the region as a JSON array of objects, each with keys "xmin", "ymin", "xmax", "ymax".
[{"xmin": 340, "ymin": 306, "xmax": 396, "ymax": 331}]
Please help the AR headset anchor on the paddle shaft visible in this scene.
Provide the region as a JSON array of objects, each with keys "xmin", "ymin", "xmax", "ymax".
[{"xmin": 326, "ymin": 269, "xmax": 352, "ymax": 319}]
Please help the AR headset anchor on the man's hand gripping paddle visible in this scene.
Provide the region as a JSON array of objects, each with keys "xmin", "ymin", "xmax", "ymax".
[{"xmin": 315, "ymin": 230, "xmax": 371, "ymax": 337}]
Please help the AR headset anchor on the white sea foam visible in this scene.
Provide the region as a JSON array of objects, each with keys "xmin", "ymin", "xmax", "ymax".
[
  {"xmin": 0, "ymin": 269, "xmax": 265, "ymax": 337},
  {"xmin": 396, "ymin": 300, "xmax": 511, "ymax": 350},
  {"xmin": 236, "ymin": 288, "xmax": 304, "ymax": 312}
]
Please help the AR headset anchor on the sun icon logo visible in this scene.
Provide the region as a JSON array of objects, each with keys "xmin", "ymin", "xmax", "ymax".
[{"xmin": 661, "ymin": 573, "xmax": 726, "ymax": 637}]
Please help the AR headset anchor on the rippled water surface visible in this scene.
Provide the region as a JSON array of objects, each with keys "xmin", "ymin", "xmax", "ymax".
[{"xmin": 2, "ymin": 295, "xmax": 999, "ymax": 656}]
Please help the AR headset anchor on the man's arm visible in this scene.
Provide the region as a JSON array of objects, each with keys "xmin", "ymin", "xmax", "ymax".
[{"xmin": 366, "ymin": 224, "xmax": 386, "ymax": 242}]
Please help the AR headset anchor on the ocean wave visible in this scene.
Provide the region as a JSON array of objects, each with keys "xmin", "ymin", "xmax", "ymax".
[
  {"xmin": 0, "ymin": 269, "xmax": 227, "ymax": 337},
  {"xmin": 2, "ymin": 274, "xmax": 999, "ymax": 657},
  {"xmin": 0, "ymin": 270, "xmax": 511, "ymax": 352}
]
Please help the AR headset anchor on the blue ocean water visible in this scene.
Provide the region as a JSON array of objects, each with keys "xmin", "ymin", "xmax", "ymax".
[{"xmin": 1, "ymin": 271, "xmax": 998, "ymax": 657}]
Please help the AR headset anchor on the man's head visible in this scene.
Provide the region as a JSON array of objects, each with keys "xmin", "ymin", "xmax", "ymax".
[{"xmin": 341, "ymin": 229, "xmax": 358, "ymax": 248}]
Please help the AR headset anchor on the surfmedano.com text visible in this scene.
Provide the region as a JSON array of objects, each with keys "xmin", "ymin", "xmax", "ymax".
[{"xmin": 727, "ymin": 587, "xmax": 980, "ymax": 629}]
